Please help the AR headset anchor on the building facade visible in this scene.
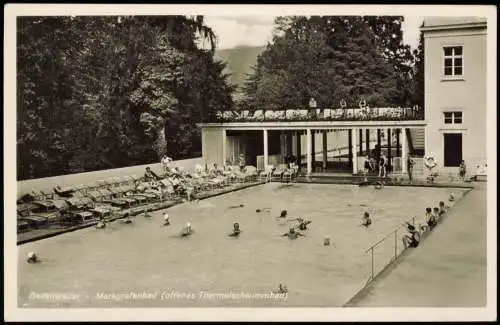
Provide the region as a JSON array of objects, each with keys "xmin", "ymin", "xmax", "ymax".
[{"xmin": 421, "ymin": 17, "xmax": 487, "ymax": 172}]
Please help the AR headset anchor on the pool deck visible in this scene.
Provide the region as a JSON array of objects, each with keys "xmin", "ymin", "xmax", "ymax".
[
  {"xmin": 17, "ymin": 181, "xmax": 266, "ymax": 245},
  {"xmin": 345, "ymin": 182, "xmax": 488, "ymax": 307}
]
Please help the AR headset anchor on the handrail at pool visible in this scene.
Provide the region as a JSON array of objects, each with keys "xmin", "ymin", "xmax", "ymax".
[{"xmin": 365, "ymin": 216, "xmax": 415, "ymax": 282}]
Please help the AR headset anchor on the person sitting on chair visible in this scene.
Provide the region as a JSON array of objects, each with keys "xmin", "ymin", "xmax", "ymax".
[{"xmin": 144, "ymin": 167, "xmax": 161, "ymax": 182}]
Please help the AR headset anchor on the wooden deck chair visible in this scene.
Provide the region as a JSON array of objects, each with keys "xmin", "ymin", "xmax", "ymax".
[{"xmin": 259, "ymin": 165, "xmax": 274, "ymax": 182}]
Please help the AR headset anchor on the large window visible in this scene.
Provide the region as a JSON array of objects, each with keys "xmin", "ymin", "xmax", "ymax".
[
  {"xmin": 443, "ymin": 46, "xmax": 463, "ymax": 76},
  {"xmin": 444, "ymin": 112, "xmax": 463, "ymax": 124}
]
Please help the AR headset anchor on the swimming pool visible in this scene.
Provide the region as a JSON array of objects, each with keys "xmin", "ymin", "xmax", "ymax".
[{"xmin": 18, "ymin": 183, "xmax": 468, "ymax": 307}]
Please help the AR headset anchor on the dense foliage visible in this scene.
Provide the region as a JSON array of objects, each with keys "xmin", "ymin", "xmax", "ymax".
[
  {"xmin": 241, "ymin": 16, "xmax": 419, "ymax": 110},
  {"xmin": 17, "ymin": 16, "xmax": 234, "ymax": 180}
]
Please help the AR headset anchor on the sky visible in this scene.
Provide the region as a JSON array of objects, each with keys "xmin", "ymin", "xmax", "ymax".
[{"xmin": 203, "ymin": 16, "xmax": 424, "ymax": 50}]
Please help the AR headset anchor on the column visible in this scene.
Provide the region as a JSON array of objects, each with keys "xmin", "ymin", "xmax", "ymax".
[
  {"xmin": 402, "ymin": 128, "xmax": 407, "ymax": 174},
  {"xmin": 306, "ymin": 129, "xmax": 312, "ymax": 175},
  {"xmin": 296, "ymin": 131, "xmax": 302, "ymax": 170},
  {"xmin": 263, "ymin": 129, "xmax": 269, "ymax": 170},
  {"xmin": 396, "ymin": 129, "xmax": 401, "ymax": 157},
  {"xmin": 322, "ymin": 130, "xmax": 328, "ymax": 171},
  {"xmin": 222, "ymin": 128, "xmax": 227, "ymax": 166},
  {"xmin": 311, "ymin": 130, "xmax": 316, "ymax": 170},
  {"xmin": 359, "ymin": 129, "xmax": 363, "ymax": 156},
  {"xmin": 352, "ymin": 128, "xmax": 358, "ymax": 174},
  {"xmin": 348, "ymin": 129, "xmax": 353, "ymax": 169},
  {"xmin": 377, "ymin": 129, "xmax": 381, "ymax": 148},
  {"xmin": 365, "ymin": 129, "xmax": 370, "ymax": 155},
  {"xmin": 280, "ymin": 131, "xmax": 285, "ymax": 164},
  {"xmin": 286, "ymin": 131, "xmax": 293, "ymax": 160},
  {"xmin": 387, "ymin": 128, "xmax": 392, "ymax": 170}
]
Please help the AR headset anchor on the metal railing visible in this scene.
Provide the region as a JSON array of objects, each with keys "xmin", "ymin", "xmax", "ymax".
[
  {"xmin": 213, "ymin": 106, "xmax": 424, "ymax": 123},
  {"xmin": 365, "ymin": 216, "xmax": 416, "ymax": 284}
]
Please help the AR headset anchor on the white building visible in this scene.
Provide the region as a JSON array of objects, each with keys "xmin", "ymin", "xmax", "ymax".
[{"xmin": 421, "ymin": 17, "xmax": 487, "ymax": 172}]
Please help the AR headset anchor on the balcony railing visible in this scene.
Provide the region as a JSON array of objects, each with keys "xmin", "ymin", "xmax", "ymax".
[{"xmin": 212, "ymin": 106, "xmax": 424, "ymax": 123}]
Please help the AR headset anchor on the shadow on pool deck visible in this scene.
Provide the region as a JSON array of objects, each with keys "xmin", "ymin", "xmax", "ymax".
[{"xmin": 344, "ymin": 182, "xmax": 487, "ymax": 307}]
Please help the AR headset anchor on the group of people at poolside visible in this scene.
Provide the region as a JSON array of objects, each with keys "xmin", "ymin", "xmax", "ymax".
[{"xmin": 401, "ymin": 193, "xmax": 455, "ymax": 249}]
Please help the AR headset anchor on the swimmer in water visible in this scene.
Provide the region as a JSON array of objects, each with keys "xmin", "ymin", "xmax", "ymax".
[
  {"xmin": 256, "ymin": 207, "xmax": 271, "ymax": 213},
  {"xmin": 228, "ymin": 222, "xmax": 241, "ymax": 237},
  {"xmin": 277, "ymin": 284, "xmax": 288, "ymax": 294},
  {"xmin": 227, "ymin": 204, "xmax": 245, "ymax": 210},
  {"xmin": 449, "ymin": 193, "xmax": 456, "ymax": 202},
  {"xmin": 282, "ymin": 227, "xmax": 304, "ymax": 239},
  {"xmin": 295, "ymin": 217, "xmax": 312, "ymax": 230},
  {"xmin": 162, "ymin": 213, "xmax": 170, "ymax": 226},
  {"xmin": 27, "ymin": 252, "xmax": 40, "ymax": 264},
  {"xmin": 374, "ymin": 181, "xmax": 384, "ymax": 189},
  {"xmin": 144, "ymin": 209, "xmax": 153, "ymax": 218},
  {"xmin": 361, "ymin": 212, "xmax": 372, "ymax": 227},
  {"xmin": 277, "ymin": 210, "xmax": 288, "ymax": 219},
  {"xmin": 180, "ymin": 222, "xmax": 193, "ymax": 237}
]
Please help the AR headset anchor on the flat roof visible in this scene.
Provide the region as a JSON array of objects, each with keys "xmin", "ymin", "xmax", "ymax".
[{"xmin": 421, "ymin": 16, "xmax": 487, "ymax": 31}]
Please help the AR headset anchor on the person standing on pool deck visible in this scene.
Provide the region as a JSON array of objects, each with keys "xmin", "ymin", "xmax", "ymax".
[
  {"xmin": 407, "ymin": 153, "xmax": 415, "ymax": 184},
  {"xmin": 378, "ymin": 153, "xmax": 387, "ymax": 178},
  {"xmin": 363, "ymin": 155, "xmax": 373, "ymax": 182}
]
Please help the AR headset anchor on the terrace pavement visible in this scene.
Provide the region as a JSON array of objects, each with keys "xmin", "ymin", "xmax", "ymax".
[{"xmin": 345, "ymin": 182, "xmax": 488, "ymax": 307}]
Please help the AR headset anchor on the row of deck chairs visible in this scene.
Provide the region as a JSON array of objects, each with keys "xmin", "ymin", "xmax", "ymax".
[{"xmin": 17, "ymin": 165, "xmax": 266, "ymax": 234}]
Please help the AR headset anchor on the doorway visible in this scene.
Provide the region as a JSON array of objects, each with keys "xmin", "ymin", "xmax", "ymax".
[{"xmin": 443, "ymin": 133, "xmax": 463, "ymax": 167}]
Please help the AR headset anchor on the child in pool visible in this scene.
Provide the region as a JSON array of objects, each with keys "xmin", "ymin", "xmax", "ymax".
[
  {"xmin": 295, "ymin": 217, "xmax": 312, "ymax": 230},
  {"xmin": 180, "ymin": 222, "xmax": 193, "ymax": 237},
  {"xmin": 26, "ymin": 252, "xmax": 40, "ymax": 264},
  {"xmin": 163, "ymin": 213, "xmax": 170, "ymax": 226},
  {"xmin": 282, "ymin": 227, "xmax": 304, "ymax": 239},
  {"xmin": 361, "ymin": 212, "xmax": 372, "ymax": 227},
  {"xmin": 228, "ymin": 222, "xmax": 241, "ymax": 237},
  {"xmin": 277, "ymin": 210, "xmax": 288, "ymax": 219}
]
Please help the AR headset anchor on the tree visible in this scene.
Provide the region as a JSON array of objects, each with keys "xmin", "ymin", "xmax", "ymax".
[
  {"xmin": 17, "ymin": 15, "xmax": 234, "ymax": 180},
  {"xmin": 243, "ymin": 16, "xmax": 405, "ymax": 111}
]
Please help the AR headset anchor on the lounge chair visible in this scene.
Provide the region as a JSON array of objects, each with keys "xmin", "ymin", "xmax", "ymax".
[
  {"xmin": 272, "ymin": 164, "xmax": 287, "ymax": 181},
  {"xmin": 54, "ymin": 185, "xmax": 75, "ymax": 197},
  {"xmin": 258, "ymin": 165, "xmax": 274, "ymax": 182}
]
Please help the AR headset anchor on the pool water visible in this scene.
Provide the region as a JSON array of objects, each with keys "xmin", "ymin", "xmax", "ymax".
[{"xmin": 18, "ymin": 183, "xmax": 468, "ymax": 307}]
